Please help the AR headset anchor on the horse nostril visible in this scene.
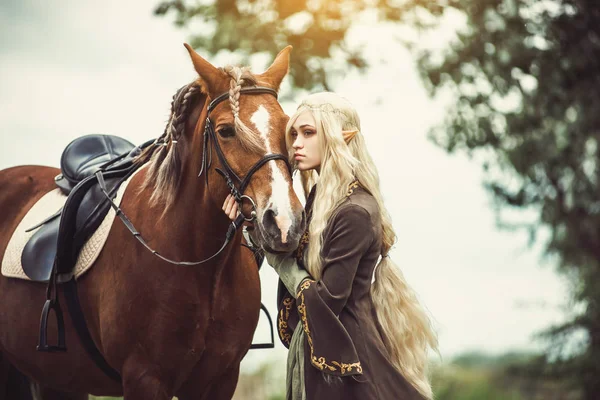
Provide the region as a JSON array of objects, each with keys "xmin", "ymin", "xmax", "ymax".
[
  {"xmin": 261, "ymin": 208, "xmax": 305, "ymax": 247},
  {"xmin": 262, "ymin": 208, "xmax": 295, "ymax": 244},
  {"xmin": 262, "ymin": 209, "xmax": 279, "ymax": 237}
]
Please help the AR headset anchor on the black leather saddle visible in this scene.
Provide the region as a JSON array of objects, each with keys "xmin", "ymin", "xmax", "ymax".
[
  {"xmin": 55, "ymin": 134, "xmax": 136, "ymax": 195},
  {"xmin": 20, "ymin": 134, "xmax": 145, "ymax": 282}
]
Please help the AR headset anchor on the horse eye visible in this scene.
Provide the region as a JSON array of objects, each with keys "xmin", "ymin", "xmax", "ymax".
[{"xmin": 217, "ymin": 126, "xmax": 236, "ymax": 138}]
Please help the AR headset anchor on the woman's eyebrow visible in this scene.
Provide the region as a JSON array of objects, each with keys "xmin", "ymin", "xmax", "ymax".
[{"xmin": 299, "ymin": 124, "xmax": 315, "ymax": 129}]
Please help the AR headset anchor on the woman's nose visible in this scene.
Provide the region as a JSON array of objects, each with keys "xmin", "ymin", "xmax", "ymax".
[{"xmin": 293, "ymin": 137, "xmax": 302, "ymax": 149}]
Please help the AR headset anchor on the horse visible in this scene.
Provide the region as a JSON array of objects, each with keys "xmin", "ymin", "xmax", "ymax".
[{"xmin": 0, "ymin": 44, "xmax": 305, "ymax": 399}]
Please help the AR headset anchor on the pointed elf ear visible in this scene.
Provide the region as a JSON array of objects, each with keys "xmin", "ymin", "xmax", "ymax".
[{"xmin": 342, "ymin": 129, "xmax": 359, "ymax": 143}]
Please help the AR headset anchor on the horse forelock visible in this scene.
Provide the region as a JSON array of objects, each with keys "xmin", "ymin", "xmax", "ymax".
[
  {"xmin": 220, "ymin": 65, "xmax": 257, "ymax": 87},
  {"xmin": 220, "ymin": 66, "xmax": 271, "ymax": 155}
]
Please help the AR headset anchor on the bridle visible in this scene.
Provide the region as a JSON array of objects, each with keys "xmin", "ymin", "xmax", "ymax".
[
  {"xmin": 199, "ymin": 86, "xmax": 291, "ymax": 222},
  {"xmin": 97, "ymin": 85, "xmax": 291, "ymax": 266}
]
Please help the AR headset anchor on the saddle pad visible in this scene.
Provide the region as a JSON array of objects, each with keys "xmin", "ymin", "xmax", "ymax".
[{"xmin": 2, "ymin": 166, "xmax": 145, "ymax": 281}]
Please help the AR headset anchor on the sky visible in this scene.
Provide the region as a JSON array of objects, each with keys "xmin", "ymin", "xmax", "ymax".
[{"xmin": 0, "ymin": 0, "xmax": 572, "ymax": 372}]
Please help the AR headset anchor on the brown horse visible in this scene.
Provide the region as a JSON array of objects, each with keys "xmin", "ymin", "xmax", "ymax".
[{"xmin": 0, "ymin": 44, "xmax": 304, "ymax": 399}]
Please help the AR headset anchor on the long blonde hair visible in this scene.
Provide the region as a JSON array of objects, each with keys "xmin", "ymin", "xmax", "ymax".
[{"xmin": 285, "ymin": 92, "xmax": 438, "ymax": 399}]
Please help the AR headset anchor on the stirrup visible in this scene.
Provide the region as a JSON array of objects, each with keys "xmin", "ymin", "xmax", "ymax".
[
  {"xmin": 37, "ymin": 269, "xmax": 67, "ymax": 352},
  {"xmin": 37, "ymin": 298, "xmax": 67, "ymax": 352}
]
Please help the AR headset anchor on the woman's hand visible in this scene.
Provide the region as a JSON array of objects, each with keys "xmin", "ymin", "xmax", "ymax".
[
  {"xmin": 264, "ymin": 251, "xmax": 293, "ymax": 275},
  {"xmin": 222, "ymin": 194, "xmax": 239, "ymax": 221},
  {"xmin": 264, "ymin": 251, "xmax": 311, "ymax": 297}
]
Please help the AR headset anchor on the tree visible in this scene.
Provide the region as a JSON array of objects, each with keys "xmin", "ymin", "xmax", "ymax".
[
  {"xmin": 154, "ymin": 0, "xmax": 442, "ymax": 90},
  {"xmin": 414, "ymin": 2, "xmax": 600, "ymax": 398},
  {"xmin": 156, "ymin": 0, "xmax": 600, "ymax": 397}
]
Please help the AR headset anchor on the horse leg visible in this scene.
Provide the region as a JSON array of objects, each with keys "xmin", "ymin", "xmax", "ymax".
[
  {"xmin": 30, "ymin": 384, "xmax": 88, "ymax": 400},
  {"xmin": 0, "ymin": 353, "xmax": 33, "ymax": 400},
  {"xmin": 120, "ymin": 354, "xmax": 171, "ymax": 400},
  {"xmin": 175, "ymin": 357, "xmax": 242, "ymax": 400},
  {"xmin": 0, "ymin": 358, "xmax": 87, "ymax": 400},
  {"xmin": 177, "ymin": 367, "xmax": 240, "ymax": 400},
  {"xmin": 199, "ymin": 366, "xmax": 240, "ymax": 400},
  {"xmin": 122, "ymin": 369, "xmax": 170, "ymax": 400}
]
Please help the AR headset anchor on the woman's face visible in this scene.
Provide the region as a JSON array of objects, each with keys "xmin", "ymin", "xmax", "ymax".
[{"xmin": 290, "ymin": 110, "xmax": 322, "ymax": 172}]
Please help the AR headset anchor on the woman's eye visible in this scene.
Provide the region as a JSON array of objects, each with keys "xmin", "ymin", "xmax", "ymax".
[
  {"xmin": 303, "ymin": 130, "xmax": 314, "ymax": 136},
  {"xmin": 290, "ymin": 131, "xmax": 298, "ymax": 138},
  {"xmin": 218, "ymin": 126, "xmax": 236, "ymax": 138}
]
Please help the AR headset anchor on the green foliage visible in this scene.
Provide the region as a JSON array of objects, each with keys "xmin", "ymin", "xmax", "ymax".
[
  {"xmin": 451, "ymin": 351, "xmax": 535, "ymax": 369},
  {"xmin": 414, "ymin": 1, "xmax": 600, "ymax": 398},
  {"xmin": 154, "ymin": 0, "xmax": 435, "ymax": 90},
  {"xmin": 433, "ymin": 352, "xmax": 581, "ymax": 400}
]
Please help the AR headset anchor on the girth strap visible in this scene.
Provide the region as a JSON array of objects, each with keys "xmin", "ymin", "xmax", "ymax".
[{"xmin": 63, "ymin": 279, "xmax": 122, "ymax": 382}]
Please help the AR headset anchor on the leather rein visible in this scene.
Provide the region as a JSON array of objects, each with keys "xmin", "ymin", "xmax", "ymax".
[{"xmin": 96, "ymin": 86, "xmax": 291, "ymax": 266}]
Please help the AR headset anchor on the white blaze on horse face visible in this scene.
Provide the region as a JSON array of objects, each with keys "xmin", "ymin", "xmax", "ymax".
[{"xmin": 250, "ymin": 105, "xmax": 293, "ymax": 243}]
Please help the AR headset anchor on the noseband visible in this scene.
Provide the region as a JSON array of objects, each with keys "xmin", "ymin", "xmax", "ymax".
[
  {"xmin": 97, "ymin": 86, "xmax": 290, "ymax": 266},
  {"xmin": 199, "ymin": 87, "xmax": 291, "ymax": 222}
]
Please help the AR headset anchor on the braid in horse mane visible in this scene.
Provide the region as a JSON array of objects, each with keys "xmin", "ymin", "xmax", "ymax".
[
  {"xmin": 135, "ymin": 83, "xmax": 200, "ymax": 211},
  {"xmin": 221, "ymin": 66, "xmax": 261, "ymax": 152}
]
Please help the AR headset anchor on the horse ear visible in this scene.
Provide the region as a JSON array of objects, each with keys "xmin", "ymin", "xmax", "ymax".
[
  {"xmin": 258, "ymin": 46, "xmax": 292, "ymax": 91},
  {"xmin": 184, "ymin": 43, "xmax": 225, "ymax": 94}
]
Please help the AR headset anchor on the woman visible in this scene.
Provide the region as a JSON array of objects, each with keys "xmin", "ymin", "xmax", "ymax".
[{"xmin": 223, "ymin": 92, "xmax": 438, "ymax": 399}]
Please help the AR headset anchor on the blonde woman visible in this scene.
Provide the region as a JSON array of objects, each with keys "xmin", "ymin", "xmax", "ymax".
[{"xmin": 223, "ymin": 92, "xmax": 438, "ymax": 399}]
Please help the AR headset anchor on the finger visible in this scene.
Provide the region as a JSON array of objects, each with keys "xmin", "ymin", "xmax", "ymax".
[
  {"xmin": 225, "ymin": 195, "xmax": 236, "ymax": 215},
  {"xmin": 228, "ymin": 194, "xmax": 237, "ymax": 207},
  {"xmin": 223, "ymin": 197, "xmax": 229, "ymax": 213},
  {"xmin": 222, "ymin": 194, "xmax": 232, "ymax": 211},
  {"xmin": 228, "ymin": 203, "xmax": 238, "ymax": 220}
]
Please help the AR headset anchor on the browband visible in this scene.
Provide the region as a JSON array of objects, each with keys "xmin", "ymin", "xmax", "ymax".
[{"xmin": 207, "ymin": 87, "xmax": 279, "ymax": 114}]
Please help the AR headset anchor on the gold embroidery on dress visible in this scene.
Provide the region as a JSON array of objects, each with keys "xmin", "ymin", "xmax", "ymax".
[
  {"xmin": 346, "ymin": 180, "xmax": 360, "ymax": 196},
  {"xmin": 278, "ymin": 297, "xmax": 294, "ymax": 346},
  {"xmin": 295, "ymin": 230, "xmax": 310, "ymax": 261},
  {"xmin": 296, "ymin": 280, "xmax": 363, "ymax": 374}
]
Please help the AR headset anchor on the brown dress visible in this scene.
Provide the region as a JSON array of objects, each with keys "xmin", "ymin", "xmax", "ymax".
[{"xmin": 277, "ymin": 184, "xmax": 425, "ymax": 400}]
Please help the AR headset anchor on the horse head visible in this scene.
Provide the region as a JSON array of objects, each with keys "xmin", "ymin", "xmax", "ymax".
[{"xmin": 185, "ymin": 44, "xmax": 305, "ymax": 253}]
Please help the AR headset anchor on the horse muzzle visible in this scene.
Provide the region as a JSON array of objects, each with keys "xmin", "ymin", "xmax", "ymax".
[{"xmin": 256, "ymin": 206, "xmax": 305, "ymax": 253}]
